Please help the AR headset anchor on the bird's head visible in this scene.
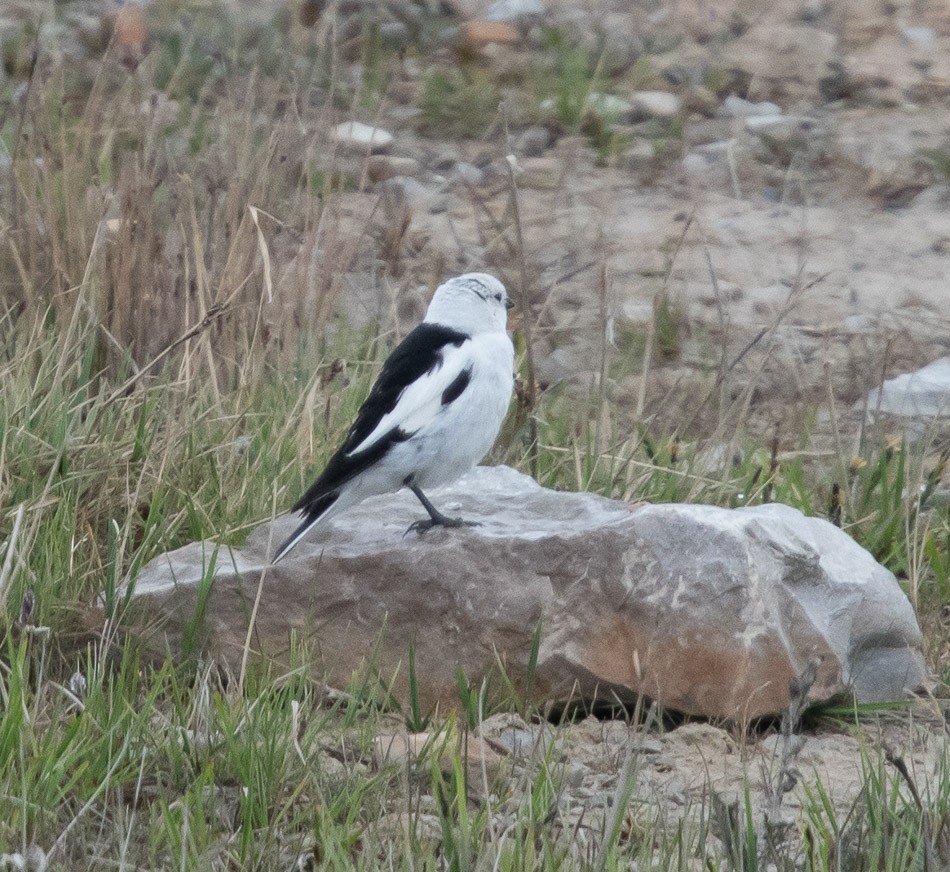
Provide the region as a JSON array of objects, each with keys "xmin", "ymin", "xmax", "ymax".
[{"xmin": 424, "ymin": 273, "xmax": 513, "ymax": 335}]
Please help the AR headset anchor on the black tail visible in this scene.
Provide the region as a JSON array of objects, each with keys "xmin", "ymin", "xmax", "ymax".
[{"xmin": 271, "ymin": 492, "xmax": 339, "ymax": 564}]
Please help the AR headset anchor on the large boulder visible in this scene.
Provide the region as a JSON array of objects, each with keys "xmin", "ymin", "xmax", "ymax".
[{"xmin": 125, "ymin": 466, "xmax": 925, "ymax": 719}]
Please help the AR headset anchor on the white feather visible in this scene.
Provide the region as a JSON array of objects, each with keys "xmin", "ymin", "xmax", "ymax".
[{"xmin": 346, "ymin": 340, "xmax": 473, "ymax": 457}]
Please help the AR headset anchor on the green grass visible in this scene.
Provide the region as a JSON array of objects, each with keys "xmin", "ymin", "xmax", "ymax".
[
  {"xmin": 0, "ymin": 5, "xmax": 949, "ymax": 870},
  {"xmin": 417, "ymin": 67, "xmax": 501, "ymax": 139},
  {"xmin": 1, "ymin": 291, "xmax": 949, "ymax": 869}
]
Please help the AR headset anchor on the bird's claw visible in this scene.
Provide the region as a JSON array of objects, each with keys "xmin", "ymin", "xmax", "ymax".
[{"xmin": 404, "ymin": 517, "xmax": 480, "ymax": 537}]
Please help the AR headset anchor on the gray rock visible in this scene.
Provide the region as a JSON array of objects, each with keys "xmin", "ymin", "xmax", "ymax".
[
  {"xmin": 451, "ymin": 161, "xmax": 485, "ymax": 186},
  {"xmin": 515, "ymin": 126, "xmax": 552, "ymax": 157},
  {"xmin": 484, "ymin": 0, "xmax": 543, "ymax": 23},
  {"xmin": 600, "ymin": 24, "xmax": 643, "ymax": 76},
  {"xmin": 618, "ymin": 137, "xmax": 655, "ymax": 172},
  {"xmin": 901, "ymin": 26, "xmax": 936, "ymax": 48},
  {"xmin": 585, "ymin": 92, "xmax": 634, "ymax": 122},
  {"xmin": 124, "ymin": 466, "xmax": 924, "ymax": 720},
  {"xmin": 744, "ymin": 114, "xmax": 806, "ymax": 134},
  {"xmin": 719, "ymin": 96, "xmax": 782, "ymax": 118},
  {"xmin": 858, "ymin": 356, "xmax": 950, "ymax": 420},
  {"xmin": 379, "ymin": 21, "xmax": 411, "ymax": 50},
  {"xmin": 377, "ymin": 176, "xmax": 448, "ymax": 214}
]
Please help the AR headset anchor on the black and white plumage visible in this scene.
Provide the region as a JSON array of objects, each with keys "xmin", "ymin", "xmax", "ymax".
[{"xmin": 272, "ymin": 272, "xmax": 515, "ymax": 564}]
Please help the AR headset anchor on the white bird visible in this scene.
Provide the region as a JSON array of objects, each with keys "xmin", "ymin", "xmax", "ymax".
[{"xmin": 272, "ymin": 272, "xmax": 515, "ymax": 564}]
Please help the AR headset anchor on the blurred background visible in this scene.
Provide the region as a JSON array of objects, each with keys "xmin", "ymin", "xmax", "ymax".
[{"xmin": 3, "ymin": 0, "xmax": 949, "ymax": 443}]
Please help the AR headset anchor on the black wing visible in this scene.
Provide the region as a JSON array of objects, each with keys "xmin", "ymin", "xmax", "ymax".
[{"xmin": 291, "ymin": 322, "xmax": 469, "ymax": 513}]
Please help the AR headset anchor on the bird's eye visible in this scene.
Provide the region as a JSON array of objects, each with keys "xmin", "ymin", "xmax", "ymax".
[{"xmin": 494, "ymin": 293, "xmax": 501, "ymax": 301}]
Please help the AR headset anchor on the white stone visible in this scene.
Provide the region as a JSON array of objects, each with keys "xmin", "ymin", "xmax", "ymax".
[
  {"xmin": 585, "ymin": 92, "xmax": 634, "ymax": 120},
  {"xmin": 630, "ymin": 91, "xmax": 683, "ymax": 119},
  {"xmin": 333, "ymin": 121, "xmax": 394, "ymax": 154},
  {"xmin": 901, "ymin": 26, "xmax": 936, "ymax": 48},
  {"xmin": 720, "ymin": 95, "xmax": 782, "ymax": 118}
]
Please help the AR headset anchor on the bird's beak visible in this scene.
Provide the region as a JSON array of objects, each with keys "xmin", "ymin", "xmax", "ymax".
[{"xmin": 505, "ymin": 298, "xmax": 515, "ymax": 311}]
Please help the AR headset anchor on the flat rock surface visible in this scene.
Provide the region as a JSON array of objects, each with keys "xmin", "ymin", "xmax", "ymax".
[{"xmin": 127, "ymin": 466, "xmax": 925, "ymax": 719}]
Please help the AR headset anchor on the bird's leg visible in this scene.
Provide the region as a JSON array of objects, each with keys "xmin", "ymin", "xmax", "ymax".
[{"xmin": 405, "ymin": 483, "xmax": 480, "ymax": 535}]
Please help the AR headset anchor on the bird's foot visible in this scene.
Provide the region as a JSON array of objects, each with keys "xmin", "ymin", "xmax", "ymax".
[{"xmin": 404, "ymin": 516, "xmax": 480, "ymax": 537}]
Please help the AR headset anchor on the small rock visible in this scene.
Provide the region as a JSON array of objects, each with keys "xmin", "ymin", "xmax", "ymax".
[
  {"xmin": 457, "ymin": 20, "xmax": 520, "ymax": 48},
  {"xmin": 600, "ymin": 27, "xmax": 643, "ymax": 76},
  {"xmin": 515, "ymin": 126, "xmax": 552, "ymax": 157},
  {"xmin": 799, "ymin": 0, "xmax": 828, "ymax": 22},
  {"xmin": 900, "ymin": 26, "xmax": 936, "ymax": 48},
  {"xmin": 113, "ymin": 4, "xmax": 150, "ymax": 71},
  {"xmin": 496, "ymin": 727, "xmax": 540, "ymax": 757},
  {"xmin": 333, "ymin": 121, "xmax": 394, "ymax": 154},
  {"xmin": 380, "ymin": 21, "xmax": 411, "ymax": 50},
  {"xmin": 719, "ymin": 95, "xmax": 782, "ymax": 118},
  {"xmin": 630, "ymin": 91, "xmax": 683, "ymax": 120},
  {"xmin": 451, "ymin": 161, "xmax": 485, "ymax": 186},
  {"xmin": 745, "ymin": 115, "xmax": 819, "ymax": 151},
  {"xmin": 742, "ymin": 114, "xmax": 788, "ymax": 132},
  {"xmin": 585, "ymin": 92, "xmax": 634, "ymax": 122},
  {"xmin": 618, "ymin": 137, "xmax": 655, "ymax": 172},
  {"xmin": 377, "ymin": 176, "xmax": 447, "ymax": 214},
  {"xmin": 484, "ymin": 0, "xmax": 543, "ymax": 22}
]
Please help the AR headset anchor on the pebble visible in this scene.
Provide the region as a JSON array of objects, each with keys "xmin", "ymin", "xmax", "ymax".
[
  {"xmin": 496, "ymin": 727, "xmax": 540, "ymax": 757},
  {"xmin": 619, "ymin": 137, "xmax": 654, "ymax": 171},
  {"xmin": 380, "ymin": 21, "xmax": 411, "ymax": 50},
  {"xmin": 378, "ymin": 176, "xmax": 448, "ymax": 214},
  {"xmin": 901, "ymin": 26, "xmax": 936, "ymax": 48},
  {"xmin": 600, "ymin": 26, "xmax": 643, "ymax": 75},
  {"xmin": 457, "ymin": 20, "xmax": 520, "ymax": 48},
  {"xmin": 719, "ymin": 95, "xmax": 782, "ymax": 118},
  {"xmin": 746, "ymin": 115, "xmax": 819, "ymax": 148},
  {"xmin": 585, "ymin": 92, "xmax": 634, "ymax": 122},
  {"xmin": 515, "ymin": 125, "xmax": 552, "ymax": 157},
  {"xmin": 485, "ymin": 0, "xmax": 543, "ymax": 22},
  {"xmin": 451, "ymin": 161, "xmax": 485, "ymax": 186},
  {"xmin": 333, "ymin": 121, "xmax": 394, "ymax": 154},
  {"xmin": 630, "ymin": 91, "xmax": 683, "ymax": 120}
]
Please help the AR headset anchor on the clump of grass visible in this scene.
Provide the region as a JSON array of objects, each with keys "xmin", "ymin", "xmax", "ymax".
[{"xmin": 416, "ymin": 67, "xmax": 500, "ymax": 139}]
